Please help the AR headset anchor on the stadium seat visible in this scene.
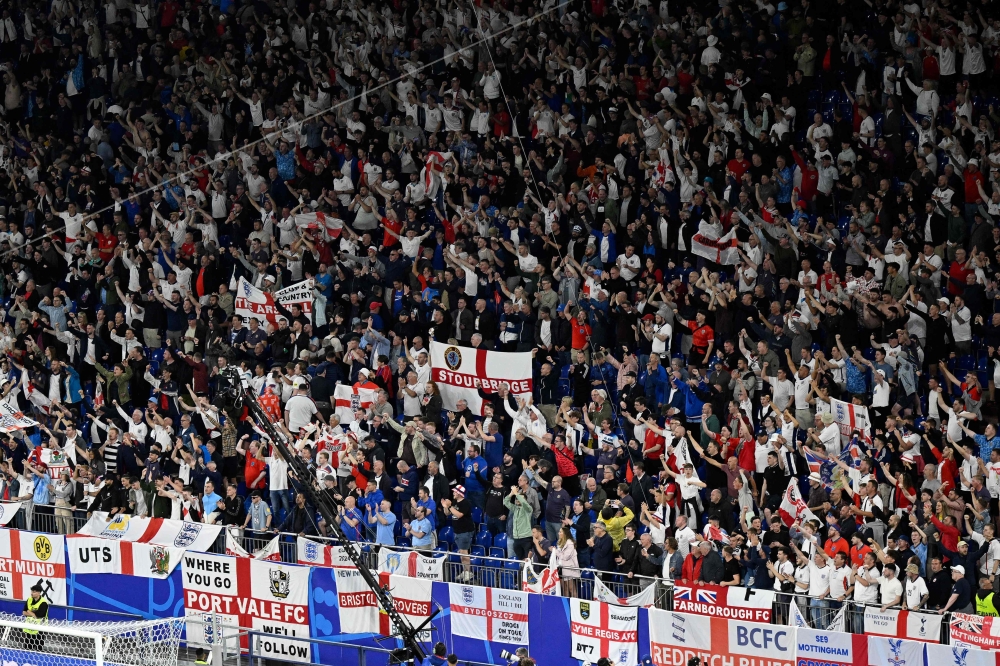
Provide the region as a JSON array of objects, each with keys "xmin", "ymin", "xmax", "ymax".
[
  {"xmin": 471, "ymin": 545, "xmax": 486, "ymax": 557},
  {"xmin": 475, "ymin": 531, "xmax": 492, "ymax": 549},
  {"xmin": 438, "ymin": 526, "xmax": 455, "ymax": 546},
  {"xmin": 150, "ymin": 348, "xmax": 165, "ymax": 363},
  {"xmin": 501, "ymin": 560, "xmax": 522, "ymax": 589},
  {"xmin": 471, "ymin": 507, "xmax": 483, "ymax": 525},
  {"xmin": 489, "ymin": 547, "xmax": 506, "ymax": 559},
  {"xmin": 958, "ymin": 355, "xmax": 976, "ymax": 371},
  {"xmin": 493, "ymin": 532, "xmax": 507, "ymax": 552},
  {"xmin": 480, "ymin": 570, "xmax": 497, "ymax": 588}
]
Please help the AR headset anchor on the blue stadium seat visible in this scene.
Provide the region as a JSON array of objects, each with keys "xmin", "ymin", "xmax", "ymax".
[
  {"xmin": 480, "ymin": 570, "xmax": 497, "ymax": 588},
  {"xmin": 150, "ymin": 348, "xmax": 165, "ymax": 363},
  {"xmin": 471, "ymin": 507, "xmax": 483, "ymax": 525},
  {"xmin": 438, "ymin": 526, "xmax": 455, "ymax": 546},
  {"xmin": 489, "ymin": 547, "xmax": 506, "ymax": 559},
  {"xmin": 493, "ymin": 532, "xmax": 507, "ymax": 552},
  {"xmin": 471, "ymin": 545, "xmax": 486, "ymax": 557},
  {"xmin": 475, "ymin": 531, "xmax": 492, "ymax": 549},
  {"xmin": 500, "ymin": 561, "xmax": 522, "ymax": 590},
  {"xmin": 957, "ymin": 355, "xmax": 976, "ymax": 371}
]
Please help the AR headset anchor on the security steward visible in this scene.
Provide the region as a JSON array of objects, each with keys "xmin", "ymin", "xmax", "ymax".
[
  {"xmin": 976, "ymin": 576, "xmax": 1000, "ymax": 616},
  {"xmin": 22, "ymin": 583, "xmax": 48, "ymax": 648}
]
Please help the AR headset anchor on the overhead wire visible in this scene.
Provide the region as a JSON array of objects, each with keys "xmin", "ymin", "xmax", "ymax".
[
  {"xmin": 466, "ymin": 0, "xmax": 659, "ymax": 514},
  {"xmin": 0, "ymin": 0, "xmax": 578, "ymax": 259}
]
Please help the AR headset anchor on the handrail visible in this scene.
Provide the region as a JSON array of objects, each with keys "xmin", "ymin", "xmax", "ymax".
[{"xmin": 6, "ymin": 504, "xmax": 963, "ymax": 642}]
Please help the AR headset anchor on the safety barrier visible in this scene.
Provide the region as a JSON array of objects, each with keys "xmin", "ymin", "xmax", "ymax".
[{"xmin": 11, "ymin": 503, "xmax": 956, "ymax": 644}]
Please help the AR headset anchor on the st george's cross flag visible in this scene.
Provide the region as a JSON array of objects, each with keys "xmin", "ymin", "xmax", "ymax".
[{"xmin": 691, "ymin": 221, "xmax": 741, "ymax": 265}]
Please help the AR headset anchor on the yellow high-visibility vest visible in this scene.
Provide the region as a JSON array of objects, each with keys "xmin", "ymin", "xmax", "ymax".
[{"xmin": 23, "ymin": 597, "xmax": 46, "ymax": 634}]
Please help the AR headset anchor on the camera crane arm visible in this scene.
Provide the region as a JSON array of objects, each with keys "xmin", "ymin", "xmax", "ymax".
[{"xmin": 218, "ymin": 367, "xmax": 429, "ymax": 663}]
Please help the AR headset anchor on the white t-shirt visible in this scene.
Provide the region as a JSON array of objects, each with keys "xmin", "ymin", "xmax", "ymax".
[
  {"xmin": 808, "ymin": 562, "xmax": 832, "ymax": 597},
  {"xmin": 266, "ymin": 456, "xmax": 289, "ymax": 491},
  {"xmin": 677, "ymin": 472, "xmax": 702, "ymax": 500},
  {"xmin": 877, "ymin": 575, "xmax": 903, "ymax": 605},
  {"xmin": 773, "ymin": 559, "xmax": 795, "ymax": 592},
  {"xmin": 830, "ymin": 565, "xmax": 852, "ymax": 599},
  {"xmin": 794, "ymin": 375, "xmax": 811, "ymax": 410},
  {"xmin": 854, "ymin": 565, "xmax": 881, "ymax": 604},
  {"xmin": 402, "ymin": 382, "xmax": 425, "ymax": 417},
  {"xmin": 820, "ymin": 423, "xmax": 842, "ymax": 457},
  {"xmin": 904, "ymin": 575, "xmax": 929, "ymax": 609},
  {"xmin": 285, "ymin": 394, "xmax": 318, "ymax": 432},
  {"xmin": 60, "ymin": 211, "xmax": 90, "ymax": 241}
]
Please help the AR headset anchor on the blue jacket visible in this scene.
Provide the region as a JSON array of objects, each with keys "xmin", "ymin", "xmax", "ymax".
[
  {"xmin": 358, "ymin": 489, "xmax": 384, "ymax": 515},
  {"xmin": 639, "ymin": 365, "xmax": 669, "ymax": 405},
  {"xmin": 61, "ymin": 366, "xmax": 82, "ymax": 404},
  {"xmin": 462, "ymin": 456, "xmax": 488, "ymax": 492},
  {"xmin": 592, "ymin": 532, "xmax": 615, "ymax": 572},
  {"xmin": 395, "ymin": 467, "xmax": 419, "ymax": 502},
  {"xmin": 674, "ymin": 380, "xmax": 706, "ymax": 421}
]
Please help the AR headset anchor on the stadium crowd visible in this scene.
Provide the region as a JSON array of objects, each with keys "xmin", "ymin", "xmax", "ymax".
[{"xmin": 0, "ymin": 0, "xmax": 998, "ymax": 633}]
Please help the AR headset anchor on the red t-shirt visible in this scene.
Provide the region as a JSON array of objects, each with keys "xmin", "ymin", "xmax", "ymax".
[
  {"xmin": 689, "ymin": 324, "xmax": 715, "ymax": 353},
  {"xmin": 571, "ymin": 321, "xmax": 592, "ymax": 349},
  {"xmin": 727, "ymin": 158, "xmax": 750, "ymax": 180},
  {"xmin": 96, "ymin": 233, "xmax": 118, "ymax": 263},
  {"xmin": 245, "ymin": 455, "xmax": 266, "ymax": 489}
]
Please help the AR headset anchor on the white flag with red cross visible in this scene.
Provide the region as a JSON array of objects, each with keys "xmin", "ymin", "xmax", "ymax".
[
  {"xmin": 294, "ymin": 211, "xmax": 343, "ymax": 239},
  {"xmin": 570, "ymin": 597, "xmax": 639, "ymax": 665},
  {"xmin": 449, "ymin": 583, "xmax": 528, "ymax": 644},
  {"xmin": 691, "ymin": 221, "xmax": 741, "ymax": 265},
  {"xmin": 333, "ymin": 385, "xmax": 378, "ymax": 424},
  {"xmin": 334, "ymin": 569, "xmax": 432, "ymax": 637}
]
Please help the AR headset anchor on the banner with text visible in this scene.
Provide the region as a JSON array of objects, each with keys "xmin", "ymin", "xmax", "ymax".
[
  {"xmin": 950, "ymin": 613, "xmax": 1000, "ymax": 650},
  {"xmin": 295, "ymin": 538, "xmax": 354, "ymax": 569},
  {"xmin": 67, "ymin": 536, "xmax": 183, "ymax": 579},
  {"xmin": 376, "ymin": 548, "xmax": 444, "ymax": 581},
  {"xmin": 863, "ymin": 607, "xmax": 942, "ymax": 643},
  {"xmin": 335, "ymin": 570, "xmax": 432, "ymax": 639},
  {"xmin": 671, "ymin": 584, "xmax": 774, "ymax": 622},
  {"xmin": 648, "ymin": 610, "xmax": 793, "ymax": 666},
  {"xmin": 795, "ymin": 626, "xmax": 868, "ymax": 666},
  {"xmin": 181, "ymin": 552, "xmax": 312, "ymax": 663},
  {"xmin": 0, "ymin": 530, "xmax": 65, "ymax": 606},
  {"xmin": 429, "ymin": 342, "xmax": 532, "ymax": 414},
  {"xmin": 570, "ymin": 598, "xmax": 638, "ymax": 666},
  {"xmin": 234, "ymin": 277, "xmax": 314, "ymax": 325},
  {"xmin": 448, "ymin": 583, "xmax": 528, "ymax": 645}
]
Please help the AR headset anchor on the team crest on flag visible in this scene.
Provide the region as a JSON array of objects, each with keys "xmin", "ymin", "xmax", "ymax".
[
  {"xmin": 269, "ymin": 568, "xmax": 291, "ymax": 599},
  {"xmin": 888, "ymin": 639, "xmax": 907, "ymax": 666},
  {"xmin": 580, "ymin": 602, "xmax": 591, "ymax": 620},
  {"xmin": 149, "ymin": 546, "xmax": 170, "ymax": 576},
  {"xmin": 444, "ymin": 346, "xmax": 462, "ymax": 370}
]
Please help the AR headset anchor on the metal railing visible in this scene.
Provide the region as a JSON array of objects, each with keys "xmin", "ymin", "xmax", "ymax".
[{"xmin": 7, "ymin": 504, "xmax": 958, "ymax": 643}]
